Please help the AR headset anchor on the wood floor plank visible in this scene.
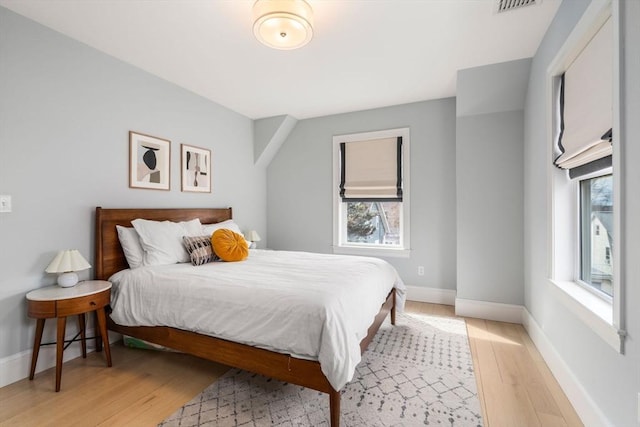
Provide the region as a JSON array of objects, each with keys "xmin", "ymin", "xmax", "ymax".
[
  {"xmin": 537, "ymin": 412, "xmax": 569, "ymax": 427},
  {"xmin": 515, "ymin": 327, "xmax": 584, "ymax": 427},
  {"xmin": 0, "ymin": 302, "xmax": 583, "ymax": 427},
  {"xmin": 485, "ymin": 320, "xmax": 563, "ymax": 418},
  {"xmin": 465, "ymin": 318, "xmax": 491, "ymax": 424}
]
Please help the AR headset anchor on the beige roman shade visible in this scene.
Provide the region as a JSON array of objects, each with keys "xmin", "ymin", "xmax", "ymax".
[
  {"xmin": 554, "ymin": 17, "xmax": 613, "ymax": 178},
  {"xmin": 339, "ymin": 137, "xmax": 402, "ymax": 200}
]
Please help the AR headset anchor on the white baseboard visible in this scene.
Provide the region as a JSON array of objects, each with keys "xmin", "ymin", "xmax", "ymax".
[
  {"xmin": 454, "ymin": 297, "xmax": 524, "ymax": 323},
  {"xmin": 0, "ymin": 330, "xmax": 121, "ymax": 388},
  {"xmin": 522, "ymin": 308, "xmax": 611, "ymax": 427},
  {"xmin": 405, "ymin": 286, "xmax": 456, "ymax": 305}
]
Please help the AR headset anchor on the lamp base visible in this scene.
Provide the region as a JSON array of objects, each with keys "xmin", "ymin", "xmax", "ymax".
[{"xmin": 57, "ymin": 272, "xmax": 79, "ymax": 288}]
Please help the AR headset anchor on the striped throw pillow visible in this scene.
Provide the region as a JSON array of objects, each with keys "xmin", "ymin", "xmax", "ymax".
[{"xmin": 182, "ymin": 235, "xmax": 218, "ymax": 266}]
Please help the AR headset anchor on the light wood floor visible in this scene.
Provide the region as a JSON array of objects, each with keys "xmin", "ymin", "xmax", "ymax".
[
  {"xmin": 406, "ymin": 302, "xmax": 583, "ymax": 427},
  {"xmin": 0, "ymin": 302, "xmax": 582, "ymax": 427}
]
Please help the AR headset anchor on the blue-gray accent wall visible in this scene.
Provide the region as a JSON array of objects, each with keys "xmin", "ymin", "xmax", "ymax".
[{"xmin": 0, "ymin": 6, "xmax": 266, "ymax": 360}]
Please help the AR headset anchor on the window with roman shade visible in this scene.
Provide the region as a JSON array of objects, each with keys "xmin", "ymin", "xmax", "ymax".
[
  {"xmin": 333, "ymin": 128, "xmax": 410, "ymax": 257},
  {"xmin": 339, "ymin": 137, "xmax": 403, "ymax": 201},
  {"xmin": 554, "ymin": 17, "xmax": 612, "ymax": 179},
  {"xmin": 547, "ymin": 1, "xmax": 625, "ymax": 354}
]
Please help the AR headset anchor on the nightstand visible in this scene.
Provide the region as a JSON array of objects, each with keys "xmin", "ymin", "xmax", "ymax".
[{"xmin": 26, "ymin": 280, "xmax": 113, "ymax": 391}]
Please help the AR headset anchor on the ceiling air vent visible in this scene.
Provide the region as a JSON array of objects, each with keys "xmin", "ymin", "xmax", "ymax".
[{"xmin": 496, "ymin": 0, "xmax": 539, "ymax": 13}]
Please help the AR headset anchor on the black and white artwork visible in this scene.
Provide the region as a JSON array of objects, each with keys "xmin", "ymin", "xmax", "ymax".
[
  {"xmin": 181, "ymin": 144, "xmax": 211, "ymax": 193},
  {"xmin": 129, "ymin": 131, "xmax": 171, "ymax": 190}
]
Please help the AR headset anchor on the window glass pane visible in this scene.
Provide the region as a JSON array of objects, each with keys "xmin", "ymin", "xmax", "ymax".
[
  {"xmin": 580, "ymin": 175, "xmax": 613, "ymax": 296},
  {"xmin": 346, "ymin": 201, "xmax": 400, "ymax": 246}
]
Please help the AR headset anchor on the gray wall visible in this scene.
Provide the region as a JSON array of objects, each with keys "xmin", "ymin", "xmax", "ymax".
[
  {"xmin": 457, "ymin": 59, "xmax": 531, "ymax": 117},
  {"xmin": 523, "ymin": 1, "xmax": 640, "ymax": 425},
  {"xmin": 456, "ymin": 112, "xmax": 524, "ymax": 304},
  {"xmin": 0, "ymin": 7, "xmax": 266, "ymax": 359},
  {"xmin": 267, "ymin": 99, "xmax": 457, "ymax": 290},
  {"xmin": 455, "ymin": 59, "xmax": 528, "ymax": 305}
]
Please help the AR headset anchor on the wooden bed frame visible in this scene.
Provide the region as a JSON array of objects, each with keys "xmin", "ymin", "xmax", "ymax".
[{"xmin": 94, "ymin": 207, "xmax": 396, "ymax": 427}]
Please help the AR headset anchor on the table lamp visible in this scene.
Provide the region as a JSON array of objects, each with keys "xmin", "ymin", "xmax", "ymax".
[
  {"xmin": 246, "ymin": 230, "xmax": 261, "ymax": 249},
  {"xmin": 45, "ymin": 250, "xmax": 91, "ymax": 287}
]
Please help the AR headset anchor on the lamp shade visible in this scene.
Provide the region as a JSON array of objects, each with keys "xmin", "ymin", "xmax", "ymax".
[
  {"xmin": 246, "ymin": 230, "xmax": 261, "ymax": 242},
  {"xmin": 252, "ymin": 0, "xmax": 313, "ymax": 50},
  {"xmin": 45, "ymin": 250, "xmax": 91, "ymax": 274}
]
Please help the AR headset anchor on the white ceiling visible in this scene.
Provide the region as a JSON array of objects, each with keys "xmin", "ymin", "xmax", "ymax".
[{"xmin": 0, "ymin": 0, "xmax": 561, "ymax": 120}]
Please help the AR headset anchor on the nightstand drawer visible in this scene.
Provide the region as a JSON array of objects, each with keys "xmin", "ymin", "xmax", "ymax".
[
  {"xmin": 56, "ymin": 290, "xmax": 110, "ymax": 316},
  {"xmin": 28, "ymin": 300, "xmax": 56, "ymax": 318}
]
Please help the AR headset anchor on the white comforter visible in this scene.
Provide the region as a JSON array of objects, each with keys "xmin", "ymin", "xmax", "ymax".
[{"xmin": 109, "ymin": 249, "xmax": 405, "ymax": 391}]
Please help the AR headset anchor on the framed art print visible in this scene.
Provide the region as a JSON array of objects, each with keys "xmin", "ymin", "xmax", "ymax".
[
  {"xmin": 129, "ymin": 131, "xmax": 171, "ymax": 190},
  {"xmin": 181, "ymin": 144, "xmax": 211, "ymax": 193}
]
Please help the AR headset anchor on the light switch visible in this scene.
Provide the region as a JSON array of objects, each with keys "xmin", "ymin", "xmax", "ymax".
[{"xmin": 0, "ymin": 195, "xmax": 12, "ymax": 213}]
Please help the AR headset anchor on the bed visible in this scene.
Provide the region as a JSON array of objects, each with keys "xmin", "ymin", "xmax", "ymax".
[{"xmin": 94, "ymin": 207, "xmax": 404, "ymax": 426}]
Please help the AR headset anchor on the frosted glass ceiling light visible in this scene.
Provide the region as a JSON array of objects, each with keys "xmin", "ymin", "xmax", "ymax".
[{"xmin": 253, "ymin": 0, "xmax": 313, "ymax": 50}]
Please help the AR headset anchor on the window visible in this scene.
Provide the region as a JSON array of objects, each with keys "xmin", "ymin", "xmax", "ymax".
[
  {"xmin": 548, "ymin": 1, "xmax": 624, "ymax": 353},
  {"xmin": 579, "ymin": 174, "xmax": 613, "ymax": 297},
  {"xmin": 345, "ymin": 201, "xmax": 400, "ymax": 246},
  {"xmin": 332, "ymin": 128, "xmax": 410, "ymax": 257}
]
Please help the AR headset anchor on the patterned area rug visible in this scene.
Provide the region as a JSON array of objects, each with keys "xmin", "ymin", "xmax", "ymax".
[{"xmin": 159, "ymin": 313, "xmax": 483, "ymax": 426}]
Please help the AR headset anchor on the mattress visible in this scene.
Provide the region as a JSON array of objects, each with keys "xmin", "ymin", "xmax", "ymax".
[{"xmin": 109, "ymin": 249, "xmax": 405, "ymax": 390}]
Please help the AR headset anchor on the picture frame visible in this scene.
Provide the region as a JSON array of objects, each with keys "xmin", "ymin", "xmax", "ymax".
[
  {"xmin": 181, "ymin": 144, "xmax": 212, "ymax": 193},
  {"xmin": 129, "ymin": 131, "xmax": 171, "ymax": 190}
]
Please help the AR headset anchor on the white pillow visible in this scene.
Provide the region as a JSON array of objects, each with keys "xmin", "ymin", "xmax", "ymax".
[
  {"xmin": 116, "ymin": 225, "xmax": 144, "ymax": 269},
  {"xmin": 132, "ymin": 218, "xmax": 202, "ymax": 265},
  {"xmin": 202, "ymin": 219, "xmax": 244, "ymax": 237},
  {"xmin": 202, "ymin": 219, "xmax": 250, "ymax": 246}
]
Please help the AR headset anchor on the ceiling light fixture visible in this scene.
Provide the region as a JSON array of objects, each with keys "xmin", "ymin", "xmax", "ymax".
[{"xmin": 252, "ymin": 0, "xmax": 314, "ymax": 50}]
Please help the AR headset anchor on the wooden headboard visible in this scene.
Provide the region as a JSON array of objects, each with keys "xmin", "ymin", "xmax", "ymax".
[{"xmin": 94, "ymin": 207, "xmax": 233, "ymax": 281}]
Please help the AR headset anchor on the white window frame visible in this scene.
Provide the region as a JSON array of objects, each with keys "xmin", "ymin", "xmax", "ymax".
[
  {"xmin": 547, "ymin": 0, "xmax": 625, "ymax": 353},
  {"xmin": 332, "ymin": 128, "xmax": 410, "ymax": 258}
]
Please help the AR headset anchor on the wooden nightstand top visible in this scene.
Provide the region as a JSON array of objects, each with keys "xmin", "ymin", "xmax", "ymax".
[{"xmin": 26, "ymin": 280, "xmax": 112, "ymax": 302}]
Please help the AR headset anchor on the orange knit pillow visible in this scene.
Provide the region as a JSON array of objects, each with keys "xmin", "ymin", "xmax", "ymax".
[{"xmin": 211, "ymin": 229, "xmax": 249, "ymax": 262}]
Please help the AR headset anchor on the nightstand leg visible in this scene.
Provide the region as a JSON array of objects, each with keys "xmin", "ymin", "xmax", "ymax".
[
  {"xmin": 96, "ymin": 308, "xmax": 112, "ymax": 367},
  {"xmin": 55, "ymin": 317, "xmax": 66, "ymax": 392},
  {"xmin": 94, "ymin": 311, "xmax": 102, "ymax": 352},
  {"xmin": 77, "ymin": 313, "xmax": 87, "ymax": 358},
  {"xmin": 29, "ymin": 319, "xmax": 45, "ymax": 380}
]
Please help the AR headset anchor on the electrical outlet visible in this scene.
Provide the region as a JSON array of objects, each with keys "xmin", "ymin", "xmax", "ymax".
[
  {"xmin": 0, "ymin": 195, "xmax": 11, "ymax": 213},
  {"xmin": 417, "ymin": 266, "xmax": 425, "ymax": 276}
]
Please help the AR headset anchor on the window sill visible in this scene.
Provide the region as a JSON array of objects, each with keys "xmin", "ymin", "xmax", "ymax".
[
  {"xmin": 549, "ymin": 279, "xmax": 624, "ymax": 353},
  {"xmin": 332, "ymin": 245, "xmax": 410, "ymax": 258}
]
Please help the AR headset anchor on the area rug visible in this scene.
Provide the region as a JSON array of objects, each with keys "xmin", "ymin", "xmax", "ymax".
[{"xmin": 159, "ymin": 313, "xmax": 483, "ymax": 427}]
